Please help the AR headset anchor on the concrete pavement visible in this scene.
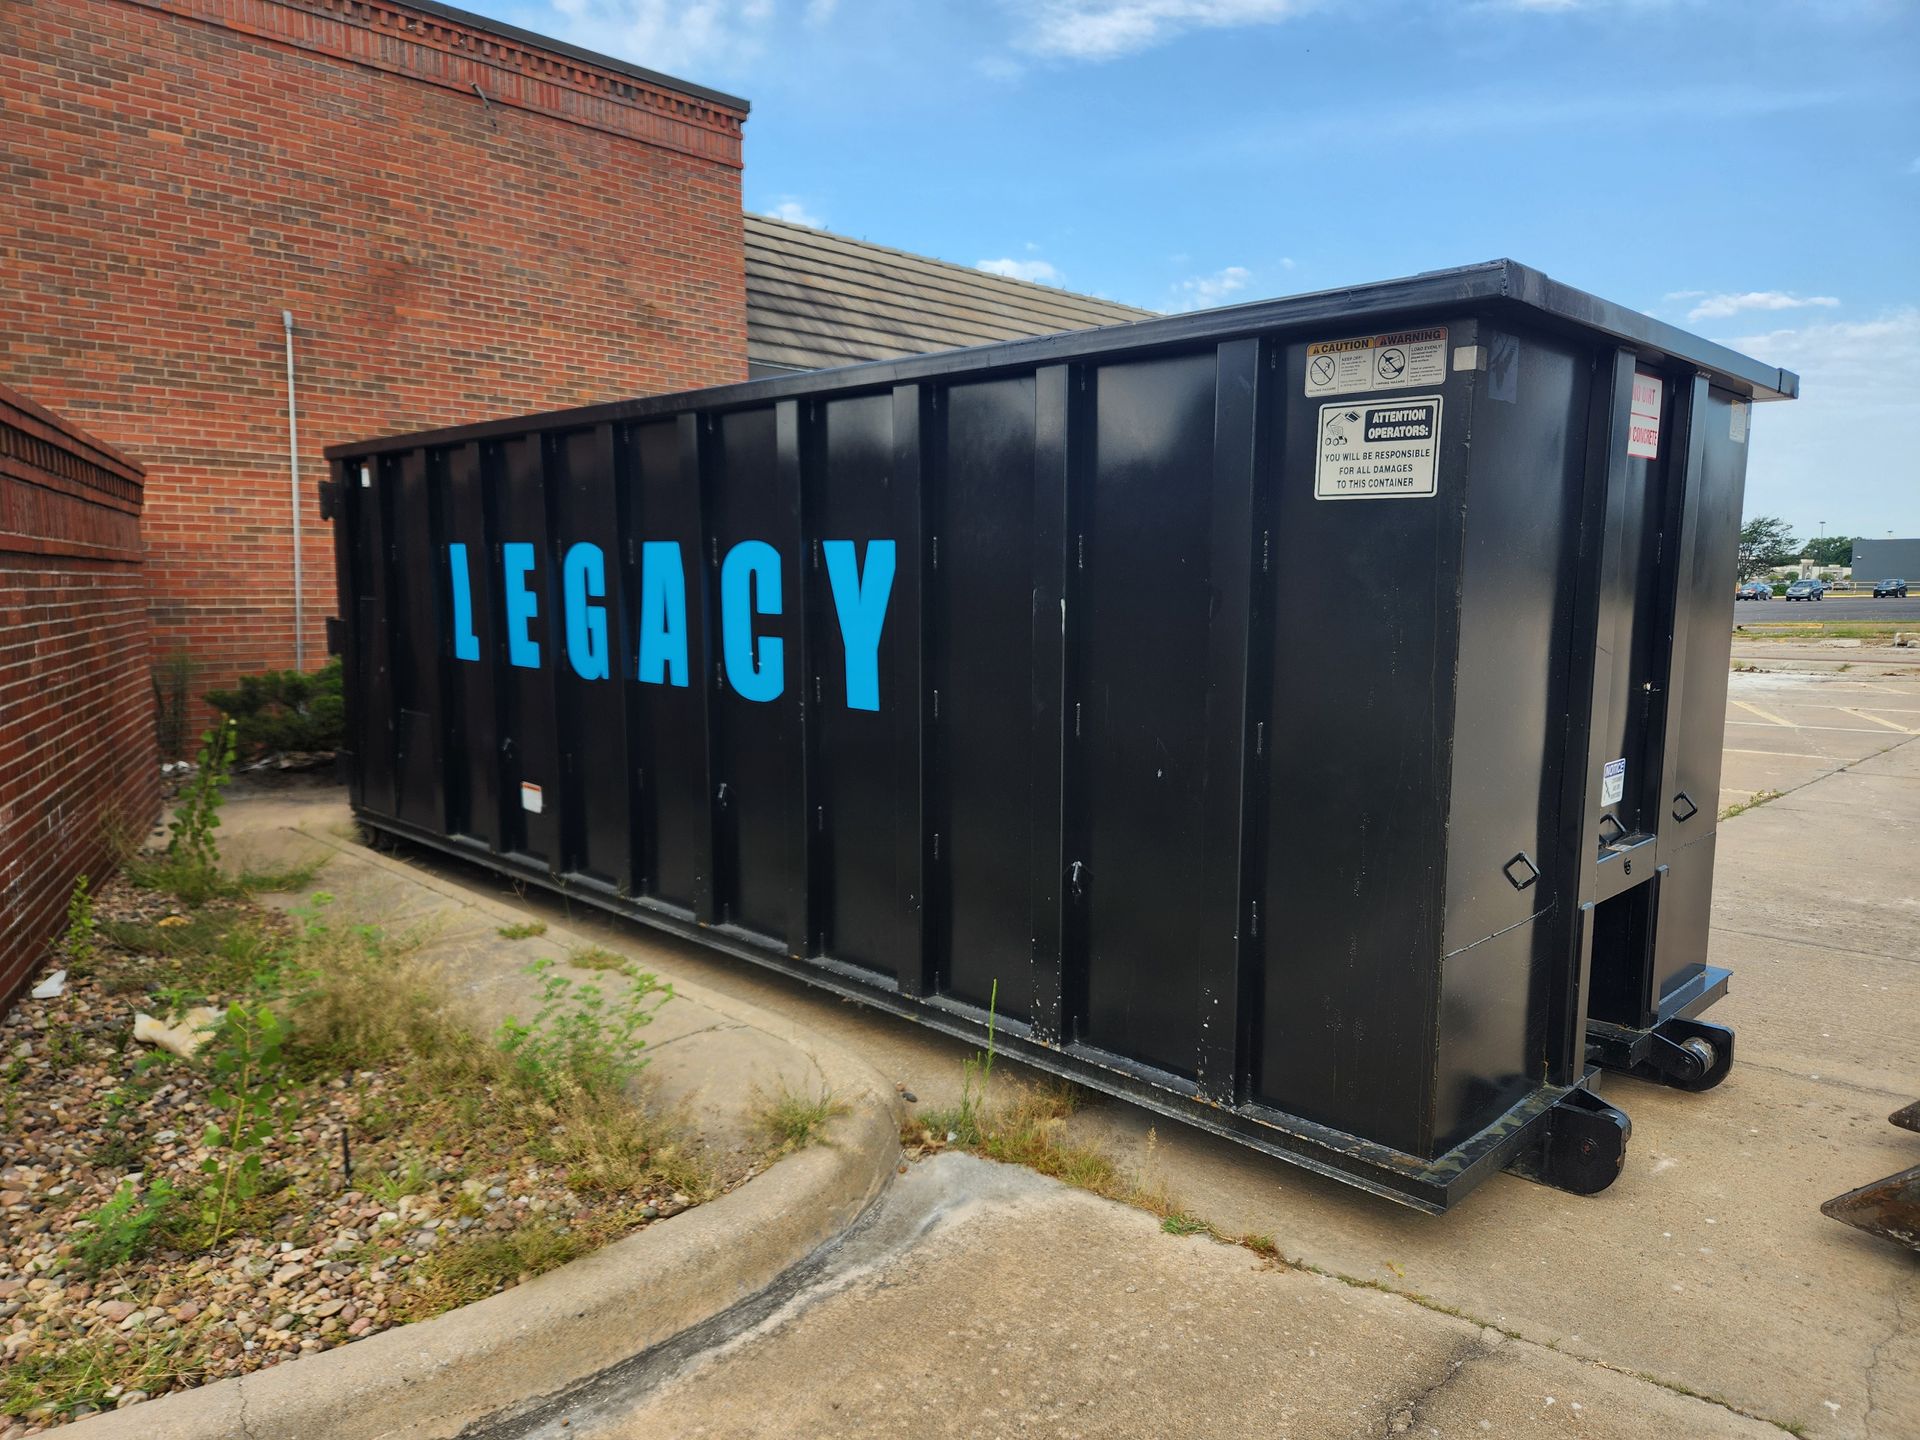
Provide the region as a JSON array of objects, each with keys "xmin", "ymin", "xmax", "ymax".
[{"xmin": 544, "ymin": 1154, "xmax": 1790, "ymax": 1440}]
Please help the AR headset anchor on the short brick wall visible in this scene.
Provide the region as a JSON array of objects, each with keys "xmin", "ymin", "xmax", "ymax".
[{"xmin": 0, "ymin": 384, "xmax": 160, "ymax": 1011}]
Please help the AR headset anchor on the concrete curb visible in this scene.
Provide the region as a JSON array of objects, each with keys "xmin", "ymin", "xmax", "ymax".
[{"xmin": 61, "ymin": 828, "xmax": 904, "ymax": 1440}]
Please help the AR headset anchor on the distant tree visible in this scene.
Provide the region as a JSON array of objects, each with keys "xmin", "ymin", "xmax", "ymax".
[
  {"xmin": 1738, "ymin": 516, "xmax": 1800, "ymax": 581},
  {"xmin": 1801, "ymin": 534, "xmax": 1857, "ymax": 567}
]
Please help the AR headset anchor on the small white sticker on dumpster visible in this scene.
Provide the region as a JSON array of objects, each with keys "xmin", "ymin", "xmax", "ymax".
[
  {"xmin": 1602, "ymin": 758, "xmax": 1626, "ymax": 806},
  {"xmin": 1306, "ymin": 327, "xmax": 1447, "ymax": 396},
  {"xmin": 1315, "ymin": 397, "xmax": 1442, "ymax": 500},
  {"xmin": 520, "ymin": 781, "xmax": 544, "ymax": 814}
]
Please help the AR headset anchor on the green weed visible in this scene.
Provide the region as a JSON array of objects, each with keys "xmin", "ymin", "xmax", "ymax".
[
  {"xmin": 398, "ymin": 1218, "xmax": 586, "ymax": 1320},
  {"xmin": 366, "ymin": 1156, "xmax": 431, "ymax": 1205},
  {"xmin": 0, "ymin": 1331, "xmax": 210, "ymax": 1425},
  {"xmin": 1719, "ymin": 788, "xmax": 1783, "ymax": 821},
  {"xmin": 566, "ymin": 944, "xmax": 626, "ymax": 970},
  {"xmin": 497, "ymin": 957, "xmax": 671, "ymax": 1100},
  {"xmin": 134, "ymin": 720, "xmax": 237, "ymax": 904},
  {"xmin": 497, "ymin": 920, "xmax": 547, "ymax": 940},
  {"xmin": 198, "ymin": 1003, "xmax": 293, "ymax": 1246},
  {"xmin": 63, "ymin": 874, "xmax": 98, "ymax": 972},
  {"xmin": 237, "ymin": 856, "xmax": 329, "ymax": 893},
  {"xmin": 751, "ymin": 1085, "xmax": 848, "ymax": 1155},
  {"xmin": 74, "ymin": 1178, "xmax": 179, "ymax": 1273}
]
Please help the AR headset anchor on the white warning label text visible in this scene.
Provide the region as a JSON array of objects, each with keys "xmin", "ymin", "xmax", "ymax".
[{"xmin": 1315, "ymin": 397, "xmax": 1442, "ymax": 500}]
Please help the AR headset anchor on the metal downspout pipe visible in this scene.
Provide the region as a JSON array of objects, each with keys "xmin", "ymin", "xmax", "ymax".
[{"xmin": 283, "ymin": 309, "xmax": 304, "ymax": 669}]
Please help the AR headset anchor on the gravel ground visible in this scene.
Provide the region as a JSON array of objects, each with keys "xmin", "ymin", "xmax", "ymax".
[{"xmin": 0, "ymin": 875, "xmax": 700, "ymax": 1434}]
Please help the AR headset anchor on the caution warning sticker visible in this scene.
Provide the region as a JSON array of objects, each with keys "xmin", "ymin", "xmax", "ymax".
[
  {"xmin": 1305, "ymin": 326, "xmax": 1447, "ymax": 397},
  {"xmin": 1315, "ymin": 397, "xmax": 1442, "ymax": 500}
]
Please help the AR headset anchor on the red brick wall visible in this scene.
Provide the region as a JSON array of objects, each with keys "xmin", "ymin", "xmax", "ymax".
[
  {"xmin": 0, "ymin": 0, "xmax": 748, "ymax": 702},
  {"xmin": 0, "ymin": 384, "xmax": 160, "ymax": 1011}
]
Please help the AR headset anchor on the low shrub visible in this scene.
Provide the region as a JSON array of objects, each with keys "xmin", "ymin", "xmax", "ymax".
[{"xmin": 205, "ymin": 656, "xmax": 344, "ymax": 758}]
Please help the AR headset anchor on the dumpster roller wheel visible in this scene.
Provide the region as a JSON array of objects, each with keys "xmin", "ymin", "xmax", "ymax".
[
  {"xmin": 1639, "ymin": 1018, "xmax": 1735, "ymax": 1092},
  {"xmin": 1507, "ymin": 1088, "xmax": 1632, "ymax": 1198}
]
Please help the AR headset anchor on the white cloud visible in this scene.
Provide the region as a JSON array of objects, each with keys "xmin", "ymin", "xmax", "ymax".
[
  {"xmin": 1725, "ymin": 308, "xmax": 1920, "ymax": 538},
  {"xmin": 1683, "ymin": 291, "xmax": 1840, "ymax": 322},
  {"xmin": 764, "ymin": 197, "xmax": 825, "ymax": 228},
  {"xmin": 1907, "ymin": 156, "xmax": 1920, "ymax": 175},
  {"xmin": 1167, "ymin": 264, "xmax": 1251, "ymax": 312},
  {"xmin": 540, "ymin": 0, "xmax": 776, "ymax": 79},
  {"xmin": 1009, "ymin": 0, "xmax": 1313, "ymax": 61},
  {"xmin": 975, "ymin": 53, "xmax": 1027, "ymax": 80},
  {"xmin": 978, "ymin": 257, "xmax": 1064, "ymax": 284}
]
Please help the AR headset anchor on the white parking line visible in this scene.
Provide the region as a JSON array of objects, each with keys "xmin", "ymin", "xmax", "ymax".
[
  {"xmin": 1722, "ymin": 748, "xmax": 1832, "ymax": 759},
  {"xmin": 1840, "ymin": 708, "xmax": 1917, "ymax": 734},
  {"xmin": 1730, "ymin": 699, "xmax": 1794, "ymax": 727},
  {"xmin": 1726, "ymin": 721, "xmax": 1903, "ymax": 735}
]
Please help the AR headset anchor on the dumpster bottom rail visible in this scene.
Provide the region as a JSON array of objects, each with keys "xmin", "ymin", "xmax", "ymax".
[{"xmin": 356, "ymin": 808, "xmax": 1635, "ymax": 1215}]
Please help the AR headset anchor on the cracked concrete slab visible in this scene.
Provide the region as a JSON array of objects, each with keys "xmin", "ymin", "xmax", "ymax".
[{"xmin": 552, "ymin": 1154, "xmax": 1786, "ymax": 1440}]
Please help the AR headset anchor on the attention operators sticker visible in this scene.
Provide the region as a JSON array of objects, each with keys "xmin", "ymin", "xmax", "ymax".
[
  {"xmin": 1315, "ymin": 397, "xmax": 1442, "ymax": 500},
  {"xmin": 1305, "ymin": 326, "xmax": 1447, "ymax": 396}
]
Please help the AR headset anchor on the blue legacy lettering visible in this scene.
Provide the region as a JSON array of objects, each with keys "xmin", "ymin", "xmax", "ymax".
[
  {"xmin": 823, "ymin": 539, "xmax": 895, "ymax": 712},
  {"xmin": 563, "ymin": 542, "xmax": 609, "ymax": 681},
  {"xmin": 448, "ymin": 537, "xmax": 892, "ymax": 714},
  {"xmin": 720, "ymin": 540, "xmax": 784, "ymax": 702},
  {"xmin": 502, "ymin": 542, "xmax": 540, "ymax": 669},
  {"xmin": 448, "ymin": 542, "xmax": 480, "ymax": 662}
]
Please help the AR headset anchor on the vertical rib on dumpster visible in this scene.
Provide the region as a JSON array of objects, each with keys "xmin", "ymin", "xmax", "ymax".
[
  {"xmin": 1027, "ymin": 365, "xmax": 1073, "ymax": 1044},
  {"xmin": 890, "ymin": 384, "xmax": 931, "ymax": 997},
  {"xmin": 936, "ymin": 376, "xmax": 1039, "ymax": 1020},
  {"xmin": 1195, "ymin": 337, "xmax": 1264, "ymax": 1105}
]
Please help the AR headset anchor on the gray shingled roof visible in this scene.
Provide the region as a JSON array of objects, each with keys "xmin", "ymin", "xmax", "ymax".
[{"xmin": 745, "ymin": 215, "xmax": 1156, "ymax": 374}]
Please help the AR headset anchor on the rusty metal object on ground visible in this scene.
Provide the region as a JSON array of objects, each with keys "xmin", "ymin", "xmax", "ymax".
[{"xmin": 1820, "ymin": 1102, "xmax": 1920, "ymax": 1252}]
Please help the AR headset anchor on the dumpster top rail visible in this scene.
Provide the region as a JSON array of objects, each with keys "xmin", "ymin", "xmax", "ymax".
[{"xmin": 326, "ymin": 258, "xmax": 1798, "ymax": 460}]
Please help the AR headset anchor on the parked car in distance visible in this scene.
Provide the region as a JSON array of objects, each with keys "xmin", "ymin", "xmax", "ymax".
[
  {"xmin": 1783, "ymin": 579, "xmax": 1826, "ymax": 601},
  {"xmin": 1872, "ymin": 578, "xmax": 1909, "ymax": 598},
  {"xmin": 1735, "ymin": 581, "xmax": 1772, "ymax": 601}
]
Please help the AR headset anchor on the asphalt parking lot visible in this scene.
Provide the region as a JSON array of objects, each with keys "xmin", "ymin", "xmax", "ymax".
[
  {"xmin": 1718, "ymin": 662, "xmax": 1920, "ymax": 813},
  {"xmin": 1732, "ymin": 596, "xmax": 1919, "ymax": 623}
]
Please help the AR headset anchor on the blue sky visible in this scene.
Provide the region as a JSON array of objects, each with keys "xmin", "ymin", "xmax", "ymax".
[{"xmin": 480, "ymin": 0, "xmax": 1919, "ymax": 544}]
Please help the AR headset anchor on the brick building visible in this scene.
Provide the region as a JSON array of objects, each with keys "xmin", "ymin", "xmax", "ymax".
[{"xmin": 0, "ymin": 0, "xmax": 750, "ymax": 701}]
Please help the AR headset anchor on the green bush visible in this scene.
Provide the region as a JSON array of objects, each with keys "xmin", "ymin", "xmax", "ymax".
[{"xmin": 205, "ymin": 657, "xmax": 343, "ymax": 757}]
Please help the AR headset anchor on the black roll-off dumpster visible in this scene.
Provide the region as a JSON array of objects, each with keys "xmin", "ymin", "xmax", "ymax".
[{"xmin": 322, "ymin": 260, "xmax": 1796, "ymax": 1212}]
